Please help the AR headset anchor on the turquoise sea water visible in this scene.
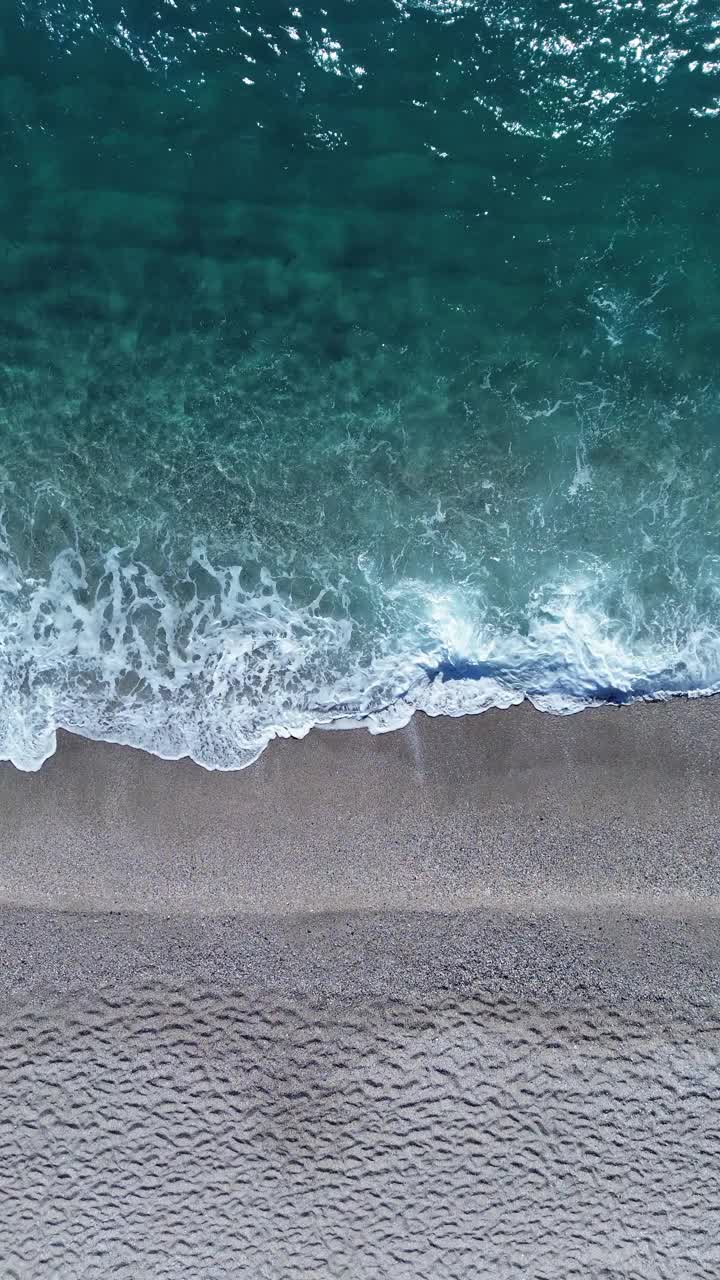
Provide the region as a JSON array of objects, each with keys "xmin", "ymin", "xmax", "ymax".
[{"xmin": 1, "ymin": 0, "xmax": 719, "ymax": 769}]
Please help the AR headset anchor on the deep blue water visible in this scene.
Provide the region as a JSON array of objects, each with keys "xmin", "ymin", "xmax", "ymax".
[{"xmin": 1, "ymin": 0, "xmax": 719, "ymax": 768}]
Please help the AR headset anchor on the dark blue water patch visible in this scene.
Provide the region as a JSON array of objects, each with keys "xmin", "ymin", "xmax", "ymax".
[{"xmin": 423, "ymin": 658, "xmax": 705, "ymax": 707}]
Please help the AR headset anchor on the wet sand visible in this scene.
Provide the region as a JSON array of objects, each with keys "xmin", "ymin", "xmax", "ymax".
[
  {"xmin": 1, "ymin": 702, "xmax": 720, "ymax": 1276},
  {"xmin": 2, "ymin": 697, "xmax": 720, "ymax": 1000},
  {"xmin": 2, "ymin": 697, "xmax": 720, "ymax": 920}
]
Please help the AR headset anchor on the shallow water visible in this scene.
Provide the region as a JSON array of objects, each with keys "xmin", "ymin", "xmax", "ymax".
[{"xmin": 2, "ymin": 1, "xmax": 720, "ymax": 768}]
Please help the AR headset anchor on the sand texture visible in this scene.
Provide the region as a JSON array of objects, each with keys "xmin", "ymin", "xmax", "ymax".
[{"xmin": 1, "ymin": 701, "xmax": 719, "ymax": 1276}]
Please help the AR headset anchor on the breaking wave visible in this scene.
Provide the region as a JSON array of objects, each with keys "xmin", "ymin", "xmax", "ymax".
[{"xmin": 2, "ymin": 532, "xmax": 720, "ymax": 772}]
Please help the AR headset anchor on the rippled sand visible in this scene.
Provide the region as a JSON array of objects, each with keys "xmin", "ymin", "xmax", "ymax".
[{"xmin": 1, "ymin": 985, "xmax": 718, "ymax": 1279}]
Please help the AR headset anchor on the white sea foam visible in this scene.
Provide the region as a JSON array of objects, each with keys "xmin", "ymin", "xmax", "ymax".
[{"xmin": 2, "ymin": 534, "xmax": 720, "ymax": 772}]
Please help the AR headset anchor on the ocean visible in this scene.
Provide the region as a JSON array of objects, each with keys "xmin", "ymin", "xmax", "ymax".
[{"xmin": 1, "ymin": 0, "xmax": 719, "ymax": 770}]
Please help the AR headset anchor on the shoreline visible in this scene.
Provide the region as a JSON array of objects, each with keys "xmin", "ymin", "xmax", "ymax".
[{"xmin": 6, "ymin": 683, "xmax": 720, "ymax": 778}]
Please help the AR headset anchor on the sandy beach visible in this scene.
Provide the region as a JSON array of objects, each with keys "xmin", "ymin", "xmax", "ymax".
[
  {"xmin": 1, "ymin": 702, "xmax": 720, "ymax": 1276},
  {"xmin": 2, "ymin": 698, "xmax": 720, "ymax": 999}
]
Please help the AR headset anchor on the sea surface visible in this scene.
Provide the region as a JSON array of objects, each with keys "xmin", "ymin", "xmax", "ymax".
[{"xmin": 1, "ymin": 0, "xmax": 719, "ymax": 769}]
